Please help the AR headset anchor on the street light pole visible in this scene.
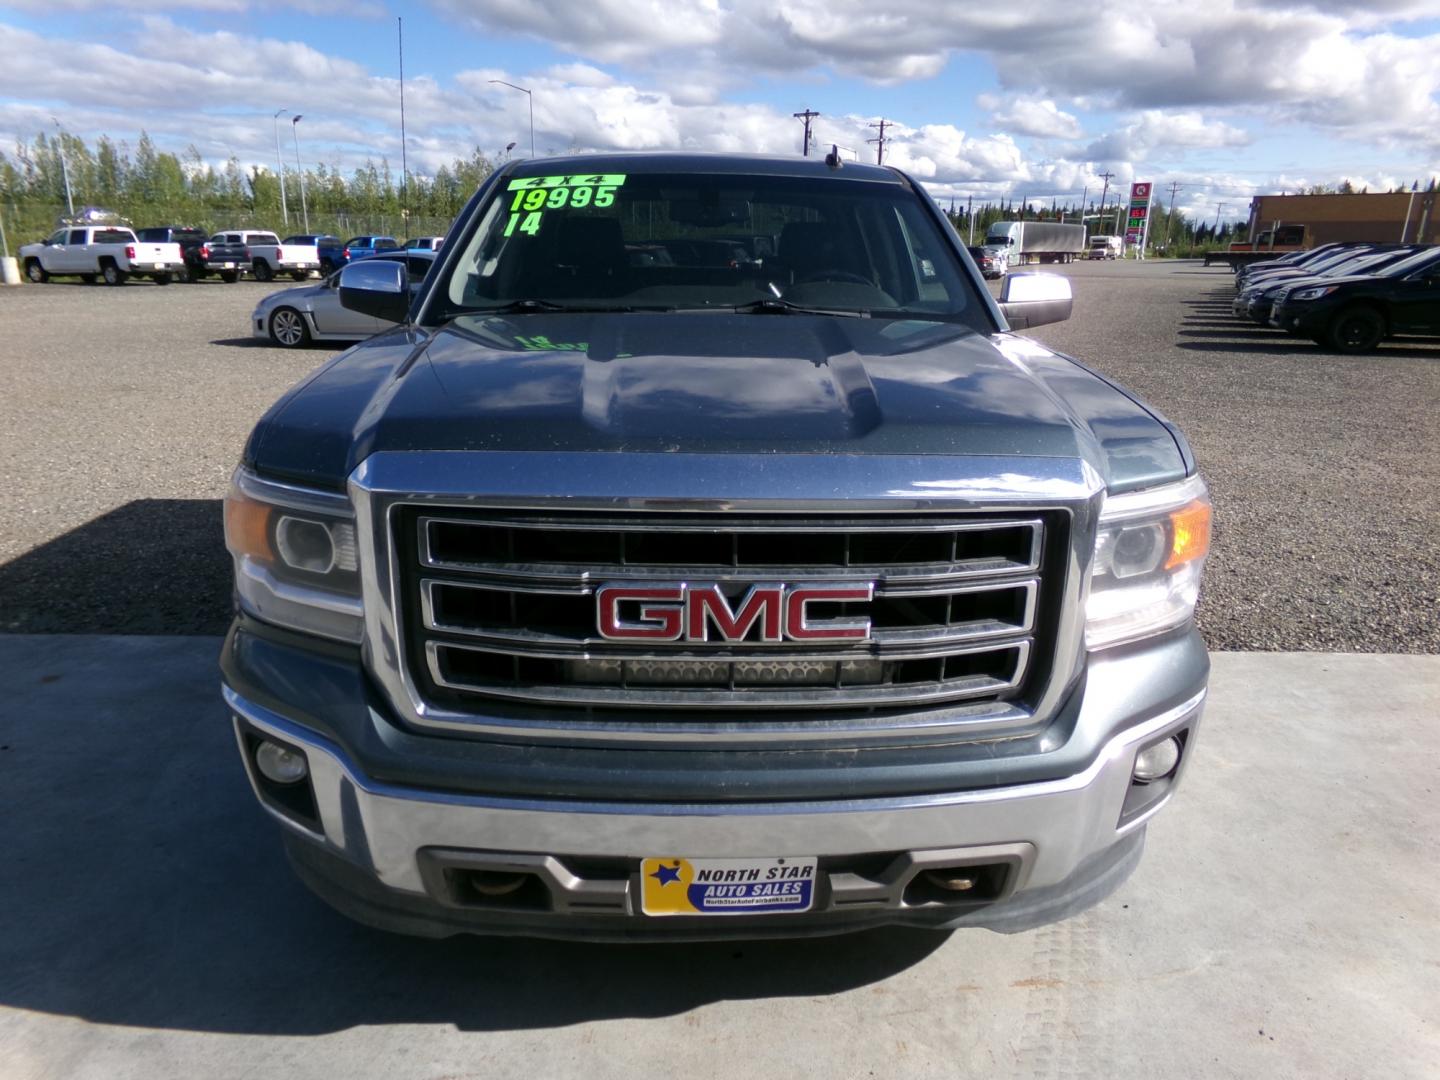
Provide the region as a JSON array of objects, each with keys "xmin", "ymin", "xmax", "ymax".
[
  {"xmin": 52, "ymin": 117, "xmax": 75, "ymax": 219},
  {"xmin": 291, "ymin": 115, "xmax": 309, "ymax": 233},
  {"xmin": 489, "ymin": 80, "xmax": 534, "ymax": 157},
  {"xmin": 272, "ymin": 108, "xmax": 290, "ymax": 227}
]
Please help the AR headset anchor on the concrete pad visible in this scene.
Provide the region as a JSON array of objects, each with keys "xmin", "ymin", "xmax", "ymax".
[{"xmin": 0, "ymin": 636, "xmax": 1436, "ymax": 1079}]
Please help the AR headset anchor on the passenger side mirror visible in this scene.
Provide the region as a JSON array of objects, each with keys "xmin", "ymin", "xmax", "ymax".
[
  {"xmin": 338, "ymin": 260, "xmax": 410, "ymax": 323},
  {"xmin": 998, "ymin": 272, "xmax": 1073, "ymax": 330}
]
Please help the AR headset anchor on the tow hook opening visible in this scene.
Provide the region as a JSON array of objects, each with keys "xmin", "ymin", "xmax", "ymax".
[
  {"xmin": 902, "ymin": 860, "xmax": 1013, "ymax": 908},
  {"xmin": 444, "ymin": 867, "xmax": 553, "ymax": 912}
]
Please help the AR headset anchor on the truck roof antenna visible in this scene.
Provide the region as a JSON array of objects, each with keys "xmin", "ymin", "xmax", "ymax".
[{"xmin": 824, "ymin": 144, "xmax": 843, "ymax": 169}]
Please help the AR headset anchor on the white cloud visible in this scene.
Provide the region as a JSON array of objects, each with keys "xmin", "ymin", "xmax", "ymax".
[
  {"xmin": 1087, "ymin": 110, "xmax": 1251, "ymax": 162},
  {"xmin": 978, "ymin": 95, "xmax": 1083, "ymax": 140}
]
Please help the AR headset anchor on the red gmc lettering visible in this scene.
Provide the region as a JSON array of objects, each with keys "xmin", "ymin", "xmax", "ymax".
[
  {"xmin": 596, "ymin": 583, "xmax": 873, "ymax": 643},
  {"xmin": 687, "ymin": 584, "xmax": 784, "ymax": 642},
  {"xmin": 596, "ymin": 585, "xmax": 685, "ymax": 640},
  {"xmin": 784, "ymin": 585, "xmax": 875, "ymax": 641}
]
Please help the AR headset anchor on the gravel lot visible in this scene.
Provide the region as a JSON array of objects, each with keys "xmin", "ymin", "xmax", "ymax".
[{"xmin": 1, "ymin": 262, "xmax": 1437, "ymax": 650}]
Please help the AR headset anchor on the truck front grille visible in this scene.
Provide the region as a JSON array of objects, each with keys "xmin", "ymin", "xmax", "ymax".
[{"xmin": 395, "ymin": 508, "xmax": 1060, "ymax": 711}]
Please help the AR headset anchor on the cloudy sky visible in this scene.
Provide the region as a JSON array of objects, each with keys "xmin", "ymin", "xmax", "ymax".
[{"xmin": 2, "ymin": 0, "xmax": 1439, "ymax": 221}]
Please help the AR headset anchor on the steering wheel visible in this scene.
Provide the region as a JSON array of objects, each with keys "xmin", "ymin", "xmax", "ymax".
[{"xmin": 795, "ymin": 269, "xmax": 873, "ymax": 286}]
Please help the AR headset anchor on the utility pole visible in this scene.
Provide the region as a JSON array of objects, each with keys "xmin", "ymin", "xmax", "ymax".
[
  {"xmin": 868, "ymin": 119, "xmax": 889, "ymax": 165},
  {"xmin": 1213, "ymin": 202, "xmax": 1225, "ymax": 240},
  {"xmin": 291, "ymin": 115, "xmax": 309, "ymax": 233},
  {"xmin": 1165, "ymin": 180, "xmax": 1182, "ymax": 253},
  {"xmin": 793, "ymin": 108, "xmax": 819, "ymax": 156},
  {"xmin": 398, "ymin": 16, "xmax": 408, "ymax": 218},
  {"xmin": 967, "ymin": 194, "xmax": 974, "ymax": 244},
  {"xmin": 1096, "ymin": 170, "xmax": 1115, "ymax": 236},
  {"xmin": 51, "ymin": 118, "xmax": 75, "ymax": 219},
  {"xmin": 272, "ymin": 109, "xmax": 290, "ymax": 227}
]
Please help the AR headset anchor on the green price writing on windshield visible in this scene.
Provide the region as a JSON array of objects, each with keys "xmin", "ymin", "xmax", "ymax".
[{"xmin": 502, "ymin": 174, "xmax": 627, "ymax": 237}]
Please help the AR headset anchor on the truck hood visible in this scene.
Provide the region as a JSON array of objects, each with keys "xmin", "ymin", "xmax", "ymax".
[{"xmin": 249, "ymin": 313, "xmax": 1186, "ymax": 493}]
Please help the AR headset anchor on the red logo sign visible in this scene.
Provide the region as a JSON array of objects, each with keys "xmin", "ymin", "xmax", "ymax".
[
  {"xmin": 596, "ymin": 583, "xmax": 874, "ymax": 643},
  {"xmin": 1132, "ymin": 182, "xmax": 1150, "ymax": 198}
]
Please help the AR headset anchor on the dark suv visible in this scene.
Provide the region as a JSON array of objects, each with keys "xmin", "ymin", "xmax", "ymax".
[
  {"xmin": 1269, "ymin": 245, "xmax": 1440, "ymax": 351},
  {"xmin": 136, "ymin": 226, "xmax": 209, "ymax": 282}
]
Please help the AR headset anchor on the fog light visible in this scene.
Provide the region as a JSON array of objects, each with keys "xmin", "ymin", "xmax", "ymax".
[
  {"xmin": 1133, "ymin": 736, "xmax": 1182, "ymax": 782},
  {"xmin": 255, "ymin": 740, "xmax": 309, "ymax": 784}
]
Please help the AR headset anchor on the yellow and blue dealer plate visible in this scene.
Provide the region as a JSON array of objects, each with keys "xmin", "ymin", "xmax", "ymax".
[{"xmin": 640, "ymin": 856, "xmax": 818, "ymax": 916}]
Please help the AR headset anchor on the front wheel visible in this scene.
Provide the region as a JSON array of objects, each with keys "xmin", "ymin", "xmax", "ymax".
[
  {"xmin": 25, "ymin": 260, "xmax": 48, "ymax": 283},
  {"xmin": 290, "ymin": 271, "xmax": 309, "ymax": 281},
  {"xmin": 1326, "ymin": 308, "xmax": 1385, "ymax": 354},
  {"xmin": 80, "ymin": 273, "xmax": 96, "ymax": 285},
  {"xmin": 253, "ymin": 260, "xmax": 274, "ymax": 282},
  {"xmin": 101, "ymin": 263, "xmax": 127, "ymax": 286},
  {"xmin": 155, "ymin": 274, "xmax": 172, "ymax": 286},
  {"xmin": 220, "ymin": 270, "xmax": 239, "ymax": 284},
  {"xmin": 269, "ymin": 307, "xmax": 311, "ymax": 348}
]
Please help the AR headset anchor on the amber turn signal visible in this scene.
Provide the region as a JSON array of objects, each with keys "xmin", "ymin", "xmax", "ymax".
[
  {"xmin": 1166, "ymin": 500, "xmax": 1212, "ymax": 569},
  {"xmin": 224, "ymin": 493, "xmax": 274, "ymax": 563}
]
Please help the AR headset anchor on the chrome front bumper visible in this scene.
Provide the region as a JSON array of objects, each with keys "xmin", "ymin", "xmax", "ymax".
[{"xmin": 225, "ymin": 677, "xmax": 1204, "ymax": 938}]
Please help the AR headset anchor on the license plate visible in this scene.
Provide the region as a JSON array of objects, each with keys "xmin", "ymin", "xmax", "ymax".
[
  {"xmin": 219, "ymin": 262, "xmax": 235, "ymax": 268},
  {"xmin": 152, "ymin": 263, "xmax": 164, "ymax": 269},
  {"xmin": 640, "ymin": 856, "xmax": 817, "ymax": 916}
]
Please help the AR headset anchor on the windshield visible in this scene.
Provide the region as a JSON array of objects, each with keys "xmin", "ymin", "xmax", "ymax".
[
  {"xmin": 1376, "ymin": 246, "xmax": 1440, "ymax": 277},
  {"xmin": 432, "ymin": 170, "xmax": 980, "ymax": 323}
]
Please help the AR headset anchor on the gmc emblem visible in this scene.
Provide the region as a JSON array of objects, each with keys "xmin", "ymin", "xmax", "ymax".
[{"xmin": 596, "ymin": 583, "xmax": 874, "ymax": 643}]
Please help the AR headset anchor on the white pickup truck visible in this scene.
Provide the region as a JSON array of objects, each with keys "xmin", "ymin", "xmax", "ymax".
[
  {"xmin": 202, "ymin": 231, "xmax": 321, "ymax": 282},
  {"xmin": 20, "ymin": 226, "xmax": 186, "ymax": 285}
]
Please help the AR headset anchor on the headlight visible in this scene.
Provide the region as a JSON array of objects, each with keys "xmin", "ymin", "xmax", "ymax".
[
  {"xmin": 1290, "ymin": 285, "xmax": 1338, "ymax": 302},
  {"xmin": 224, "ymin": 468, "xmax": 363, "ymax": 642},
  {"xmin": 1086, "ymin": 475, "xmax": 1211, "ymax": 649}
]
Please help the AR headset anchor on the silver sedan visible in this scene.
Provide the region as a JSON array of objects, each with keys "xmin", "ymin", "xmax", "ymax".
[{"xmin": 251, "ymin": 251, "xmax": 437, "ymax": 348}]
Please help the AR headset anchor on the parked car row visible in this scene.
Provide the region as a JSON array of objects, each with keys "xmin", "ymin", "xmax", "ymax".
[
  {"xmin": 20, "ymin": 225, "xmax": 444, "ymax": 286},
  {"xmin": 1229, "ymin": 242, "xmax": 1440, "ymax": 353}
]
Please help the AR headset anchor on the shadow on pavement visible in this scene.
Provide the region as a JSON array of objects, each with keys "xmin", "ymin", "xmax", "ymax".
[
  {"xmin": 0, "ymin": 499, "xmax": 231, "ymax": 634},
  {"xmin": 0, "ymin": 635, "xmax": 945, "ymax": 1035},
  {"xmin": 1176, "ymin": 339, "xmax": 1440, "ymax": 358}
]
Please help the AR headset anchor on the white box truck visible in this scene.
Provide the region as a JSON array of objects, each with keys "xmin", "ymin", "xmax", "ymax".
[{"xmin": 986, "ymin": 221, "xmax": 1087, "ymax": 265}]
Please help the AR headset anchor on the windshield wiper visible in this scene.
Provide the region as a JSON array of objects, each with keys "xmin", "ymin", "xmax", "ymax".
[
  {"xmin": 729, "ymin": 298, "xmax": 867, "ymax": 317},
  {"xmin": 468, "ymin": 299, "xmax": 666, "ymax": 314}
]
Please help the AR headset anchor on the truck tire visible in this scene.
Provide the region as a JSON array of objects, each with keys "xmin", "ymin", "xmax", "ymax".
[
  {"xmin": 101, "ymin": 261, "xmax": 127, "ymax": 286},
  {"xmin": 290, "ymin": 271, "xmax": 309, "ymax": 281},
  {"xmin": 81, "ymin": 273, "xmax": 96, "ymax": 284},
  {"xmin": 155, "ymin": 274, "xmax": 173, "ymax": 286},
  {"xmin": 253, "ymin": 260, "xmax": 274, "ymax": 282},
  {"xmin": 269, "ymin": 307, "xmax": 311, "ymax": 348},
  {"xmin": 24, "ymin": 259, "xmax": 48, "ymax": 283},
  {"xmin": 174, "ymin": 266, "xmax": 192, "ymax": 284},
  {"xmin": 220, "ymin": 270, "xmax": 239, "ymax": 284},
  {"xmin": 1326, "ymin": 308, "xmax": 1385, "ymax": 354}
]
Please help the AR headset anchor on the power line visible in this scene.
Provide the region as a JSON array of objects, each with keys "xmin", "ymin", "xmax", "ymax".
[
  {"xmin": 793, "ymin": 108, "xmax": 819, "ymax": 157},
  {"xmin": 868, "ymin": 119, "xmax": 889, "ymax": 166}
]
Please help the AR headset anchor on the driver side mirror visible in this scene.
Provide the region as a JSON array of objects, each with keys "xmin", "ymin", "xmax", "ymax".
[
  {"xmin": 998, "ymin": 272, "xmax": 1073, "ymax": 330},
  {"xmin": 338, "ymin": 260, "xmax": 410, "ymax": 322}
]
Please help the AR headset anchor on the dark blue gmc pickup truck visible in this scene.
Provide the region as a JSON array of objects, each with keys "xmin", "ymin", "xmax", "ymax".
[{"xmin": 221, "ymin": 153, "xmax": 1211, "ymax": 940}]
